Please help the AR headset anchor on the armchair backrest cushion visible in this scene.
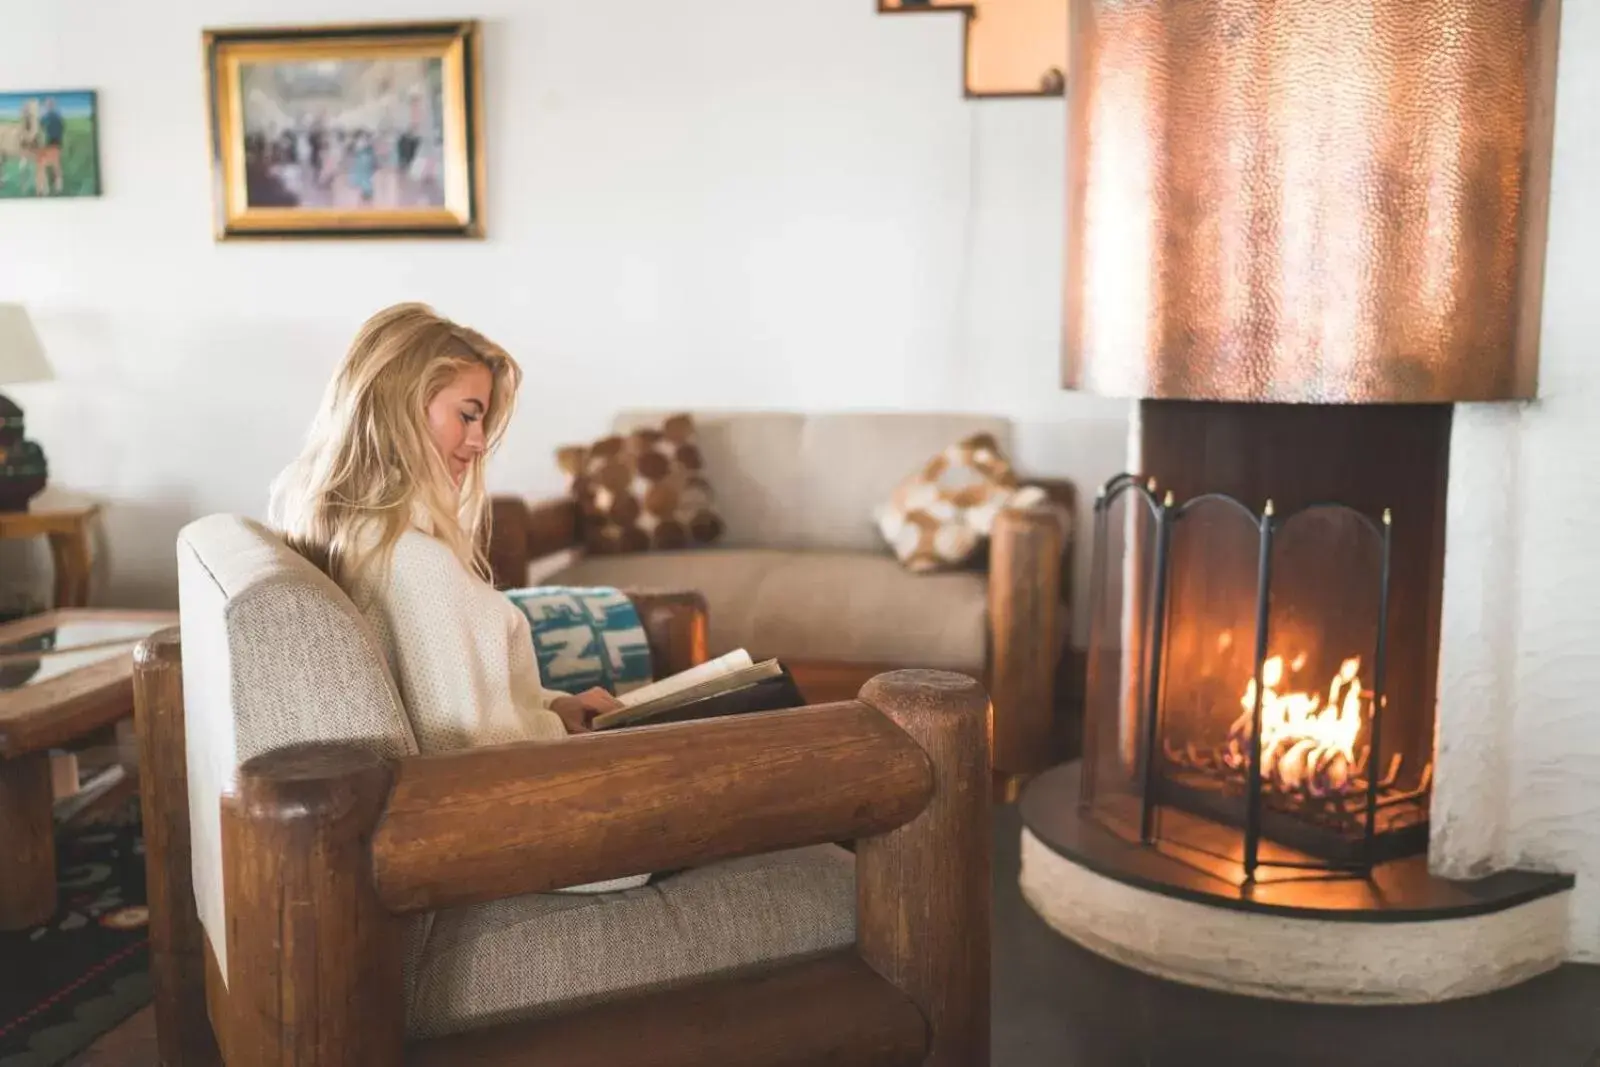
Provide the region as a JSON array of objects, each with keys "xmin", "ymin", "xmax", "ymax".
[
  {"xmin": 176, "ymin": 514, "xmax": 418, "ymax": 979},
  {"xmin": 610, "ymin": 410, "xmax": 1014, "ymax": 553}
]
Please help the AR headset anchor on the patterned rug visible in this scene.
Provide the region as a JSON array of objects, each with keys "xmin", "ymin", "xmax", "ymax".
[{"xmin": 0, "ymin": 804, "xmax": 150, "ymax": 1067}]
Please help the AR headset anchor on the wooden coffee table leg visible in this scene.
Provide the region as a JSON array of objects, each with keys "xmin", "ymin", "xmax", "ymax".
[{"xmin": 0, "ymin": 751, "xmax": 56, "ymax": 930}]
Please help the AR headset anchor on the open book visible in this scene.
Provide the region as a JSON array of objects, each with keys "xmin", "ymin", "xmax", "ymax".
[{"xmin": 591, "ymin": 649, "xmax": 805, "ymax": 730}]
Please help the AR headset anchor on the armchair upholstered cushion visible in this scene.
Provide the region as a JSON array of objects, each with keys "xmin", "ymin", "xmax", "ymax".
[{"xmin": 409, "ymin": 844, "xmax": 854, "ymax": 1038}]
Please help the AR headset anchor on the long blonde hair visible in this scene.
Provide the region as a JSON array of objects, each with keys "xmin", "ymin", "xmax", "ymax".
[{"xmin": 268, "ymin": 302, "xmax": 521, "ymax": 592}]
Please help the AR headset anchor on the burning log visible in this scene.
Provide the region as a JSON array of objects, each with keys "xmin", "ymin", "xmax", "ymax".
[{"xmin": 1222, "ymin": 654, "xmax": 1366, "ymax": 798}]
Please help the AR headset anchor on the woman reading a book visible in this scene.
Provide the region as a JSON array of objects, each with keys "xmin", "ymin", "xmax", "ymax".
[{"xmin": 267, "ymin": 302, "xmax": 623, "ymax": 748}]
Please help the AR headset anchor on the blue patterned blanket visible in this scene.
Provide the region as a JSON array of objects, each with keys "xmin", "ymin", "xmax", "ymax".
[{"xmin": 504, "ymin": 586, "xmax": 654, "ymax": 697}]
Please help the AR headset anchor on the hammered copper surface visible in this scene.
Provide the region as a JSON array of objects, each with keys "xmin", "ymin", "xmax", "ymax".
[{"xmin": 1063, "ymin": 0, "xmax": 1563, "ymax": 402}]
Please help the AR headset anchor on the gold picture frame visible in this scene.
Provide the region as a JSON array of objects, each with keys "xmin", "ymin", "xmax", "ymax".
[{"xmin": 202, "ymin": 20, "xmax": 485, "ymax": 239}]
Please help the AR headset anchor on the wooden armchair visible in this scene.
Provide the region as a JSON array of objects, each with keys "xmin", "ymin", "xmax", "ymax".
[{"xmin": 134, "ymin": 515, "xmax": 991, "ymax": 1067}]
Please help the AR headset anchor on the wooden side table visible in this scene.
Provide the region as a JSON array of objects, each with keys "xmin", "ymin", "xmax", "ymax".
[
  {"xmin": 0, "ymin": 608, "xmax": 177, "ymax": 929},
  {"xmin": 0, "ymin": 499, "xmax": 99, "ymax": 609}
]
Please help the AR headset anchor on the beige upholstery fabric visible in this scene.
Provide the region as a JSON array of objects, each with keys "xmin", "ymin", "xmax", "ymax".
[
  {"xmin": 611, "ymin": 411, "xmax": 1013, "ymax": 554},
  {"xmin": 552, "ymin": 548, "xmax": 988, "ymax": 670},
  {"xmin": 409, "ymin": 845, "xmax": 855, "ymax": 1039},
  {"xmin": 176, "ymin": 515, "xmax": 418, "ymax": 980}
]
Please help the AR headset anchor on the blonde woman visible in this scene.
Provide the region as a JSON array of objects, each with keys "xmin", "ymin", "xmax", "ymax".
[{"xmin": 268, "ymin": 302, "xmax": 621, "ymax": 749}]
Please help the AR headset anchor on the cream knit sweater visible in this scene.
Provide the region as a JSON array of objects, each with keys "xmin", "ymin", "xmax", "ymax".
[
  {"xmin": 354, "ymin": 527, "xmax": 570, "ymax": 750},
  {"xmin": 351, "ymin": 523, "xmax": 650, "ymax": 893}
]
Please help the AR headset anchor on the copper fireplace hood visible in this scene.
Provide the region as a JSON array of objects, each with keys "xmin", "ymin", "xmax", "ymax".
[{"xmin": 1062, "ymin": 0, "xmax": 1563, "ymax": 403}]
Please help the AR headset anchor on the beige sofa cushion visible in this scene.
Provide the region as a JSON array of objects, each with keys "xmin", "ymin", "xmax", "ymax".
[
  {"xmin": 551, "ymin": 548, "xmax": 988, "ymax": 670},
  {"xmin": 409, "ymin": 845, "xmax": 855, "ymax": 1038},
  {"xmin": 611, "ymin": 411, "xmax": 1013, "ymax": 554}
]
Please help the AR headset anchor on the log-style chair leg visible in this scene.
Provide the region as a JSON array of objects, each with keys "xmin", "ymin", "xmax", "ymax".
[
  {"xmin": 133, "ymin": 630, "xmax": 222, "ymax": 1067},
  {"xmin": 856, "ymin": 669, "xmax": 993, "ymax": 1066},
  {"xmin": 222, "ymin": 743, "xmax": 405, "ymax": 1066}
]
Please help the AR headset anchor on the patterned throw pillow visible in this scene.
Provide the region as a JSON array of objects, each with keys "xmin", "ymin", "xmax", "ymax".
[
  {"xmin": 875, "ymin": 432, "xmax": 1046, "ymax": 573},
  {"xmin": 556, "ymin": 414, "xmax": 725, "ymax": 555},
  {"xmin": 504, "ymin": 585, "xmax": 654, "ymax": 696}
]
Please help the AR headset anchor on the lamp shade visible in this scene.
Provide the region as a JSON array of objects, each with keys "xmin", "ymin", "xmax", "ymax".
[{"xmin": 0, "ymin": 304, "xmax": 53, "ymax": 387}]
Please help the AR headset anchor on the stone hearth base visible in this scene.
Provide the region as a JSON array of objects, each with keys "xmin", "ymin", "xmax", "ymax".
[{"xmin": 1019, "ymin": 763, "xmax": 1575, "ymax": 1005}]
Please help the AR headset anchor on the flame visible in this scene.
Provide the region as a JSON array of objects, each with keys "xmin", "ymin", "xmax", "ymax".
[{"xmin": 1224, "ymin": 655, "xmax": 1365, "ymax": 797}]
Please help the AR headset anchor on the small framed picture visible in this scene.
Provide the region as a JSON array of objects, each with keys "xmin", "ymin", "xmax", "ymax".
[
  {"xmin": 0, "ymin": 90, "xmax": 103, "ymax": 200},
  {"xmin": 202, "ymin": 20, "xmax": 486, "ymax": 239}
]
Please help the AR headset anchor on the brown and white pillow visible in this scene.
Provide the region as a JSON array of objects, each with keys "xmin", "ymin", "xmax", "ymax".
[
  {"xmin": 875, "ymin": 432, "xmax": 1045, "ymax": 573},
  {"xmin": 556, "ymin": 414, "xmax": 725, "ymax": 555}
]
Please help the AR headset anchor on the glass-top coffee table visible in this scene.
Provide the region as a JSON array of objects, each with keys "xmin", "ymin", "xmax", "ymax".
[{"xmin": 0, "ymin": 608, "xmax": 178, "ymax": 930}]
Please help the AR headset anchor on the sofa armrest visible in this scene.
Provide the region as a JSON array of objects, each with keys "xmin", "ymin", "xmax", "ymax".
[
  {"xmin": 220, "ymin": 670, "xmax": 990, "ymax": 1063},
  {"xmin": 1019, "ymin": 476, "xmax": 1075, "ymax": 604},
  {"xmin": 622, "ymin": 588, "xmax": 710, "ymax": 678},
  {"xmin": 487, "ymin": 494, "xmax": 580, "ymax": 590},
  {"xmin": 987, "ymin": 502, "xmax": 1068, "ymax": 774}
]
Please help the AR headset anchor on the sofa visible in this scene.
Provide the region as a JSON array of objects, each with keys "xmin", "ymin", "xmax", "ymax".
[
  {"xmin": 490, "ymin": 410, "xmax": 1074, "ymax": 776},
  {"xmin": 135, "ymin": 513, "xmax": 992, "ymax": 1065}
]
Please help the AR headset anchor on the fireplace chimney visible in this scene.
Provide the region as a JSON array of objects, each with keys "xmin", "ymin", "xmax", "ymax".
[{"xmin": 1062, "ymin": 0, "xmax": 1562, "ymax": 403}]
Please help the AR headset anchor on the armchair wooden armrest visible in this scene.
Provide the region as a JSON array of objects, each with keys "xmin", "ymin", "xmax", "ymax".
[
  {"xmin": 487, "ymin": 494, "xmax": 581, "ymax": 590},
  {"xmin": 369, "ymin": 697, "xmax": 932, "ymax": 911},
  {"xmin": 987, "ymin": 488, "xmax": 1072, "ymax": 775}
]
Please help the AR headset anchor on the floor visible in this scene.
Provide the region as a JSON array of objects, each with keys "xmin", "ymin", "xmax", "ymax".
[{"xmin": 68, "ymin": 805, "xmax": 1600, "ymax": 1067}]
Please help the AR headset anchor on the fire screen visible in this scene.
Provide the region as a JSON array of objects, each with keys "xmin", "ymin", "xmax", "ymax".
[{"xmin": 1079, "ymin": 475, "xmax": 1431, "ymax": 880}]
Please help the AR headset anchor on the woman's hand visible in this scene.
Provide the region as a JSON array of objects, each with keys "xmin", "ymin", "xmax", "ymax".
[{"xmin": 548, "ymin": 687, "xmax": 624, "ymax": 734}]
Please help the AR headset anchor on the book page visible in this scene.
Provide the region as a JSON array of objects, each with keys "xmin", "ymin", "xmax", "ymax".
[
  {"xmin": 614, "ymin": 648, "xmax": 755, "ymax": 709},
  {"xmin": 595, "ymin": 657, "xmax": 784, "ymax": 730}
]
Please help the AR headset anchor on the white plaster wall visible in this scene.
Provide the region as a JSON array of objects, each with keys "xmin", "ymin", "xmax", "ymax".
[
  {"xmin": 1433, "ymin": 0, "xmax": 1600, "ymax": 962},
  {"xmin": 0, "ymin": 0, "xmax": 1129, "ymax": 641}
]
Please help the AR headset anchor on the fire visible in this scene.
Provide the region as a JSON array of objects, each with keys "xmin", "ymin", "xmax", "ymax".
[{"xmin": 1223, "ymin": 655, "xmax": 1365, "ymax": 798}]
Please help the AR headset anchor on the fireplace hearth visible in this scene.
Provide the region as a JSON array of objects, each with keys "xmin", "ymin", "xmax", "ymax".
[{"xmin": 1020, "ymin": 401, "xmax": 1574, "ymax": 1004}]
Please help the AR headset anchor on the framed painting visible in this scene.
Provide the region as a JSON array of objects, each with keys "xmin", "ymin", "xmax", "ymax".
[
  {"xmin": 0, "ymin": 90, "xmax": 102, "ymax": 199},
  {"xmin": 202, "ymin": 20, "xmax": 485, "ymax": 239}
]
